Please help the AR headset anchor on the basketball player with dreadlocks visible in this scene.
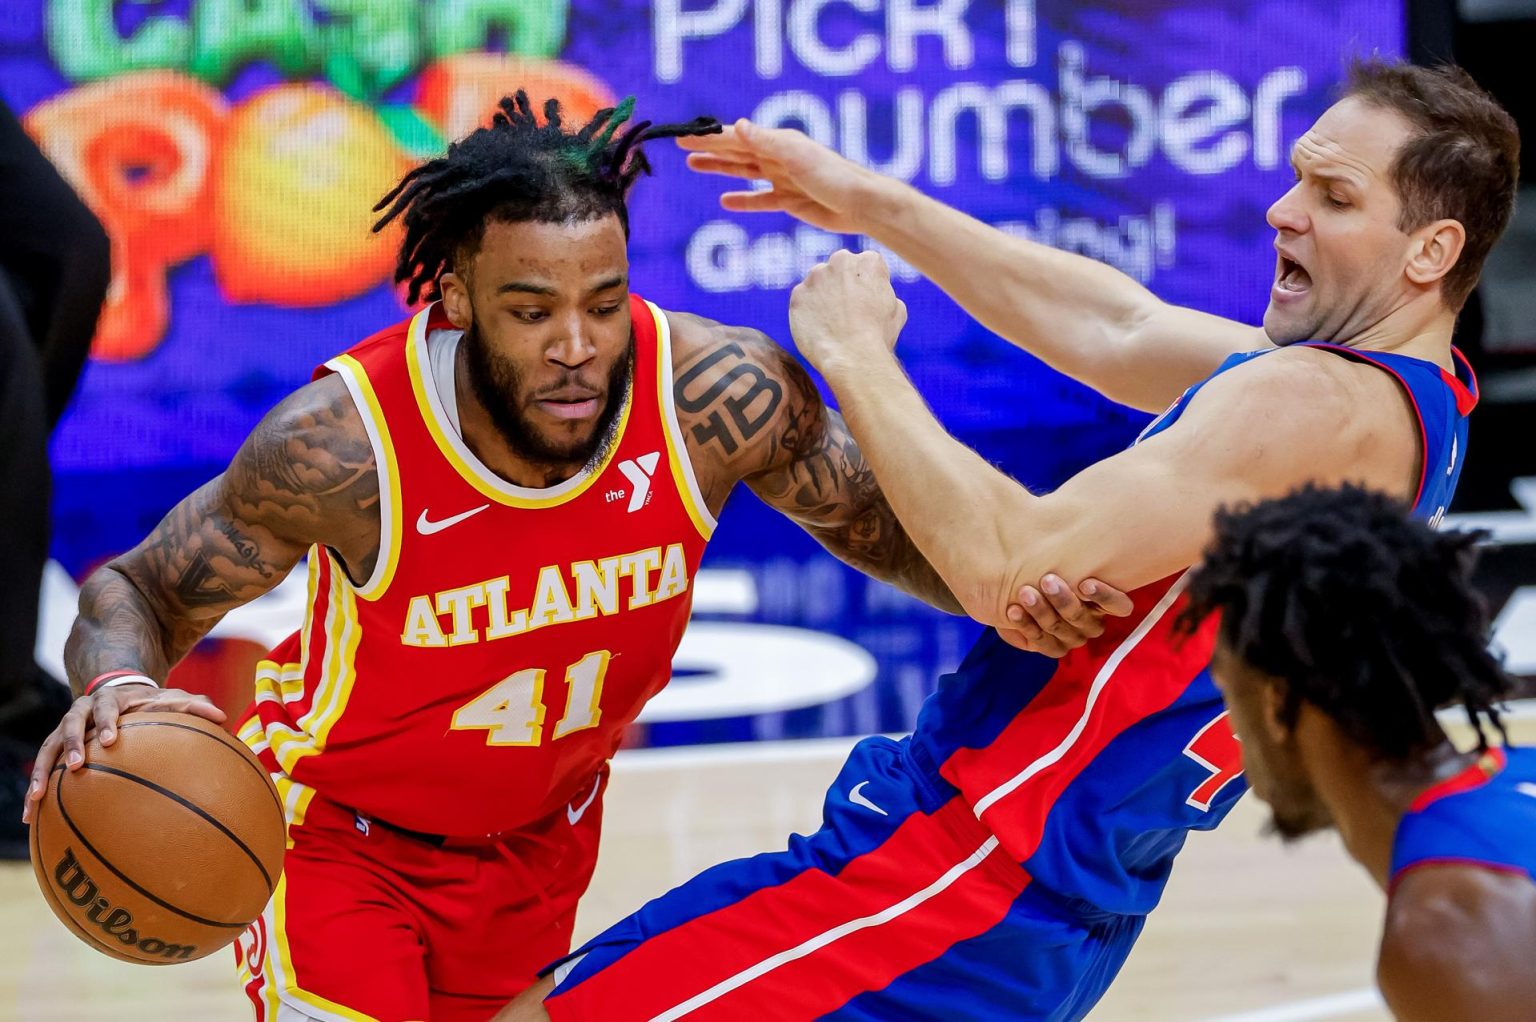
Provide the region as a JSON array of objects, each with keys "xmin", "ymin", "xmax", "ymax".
[
  {"xmin": 18, "ymin": 94, "xmax": 1020, "ymax": 1022},
  {"xmin": 1183, "ymin": 484, "xmax": 1536, "ymax": 1021}
]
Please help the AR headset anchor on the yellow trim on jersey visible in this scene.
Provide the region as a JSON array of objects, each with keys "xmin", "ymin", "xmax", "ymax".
[
  {"xmin": 264, "ymin": 553, "xmax": 363, "ymax": 775},
  {"xmin": 403, "ymin": 302, "xmax": 633, "ymax": 508},
  {"xmin": 279, "ymin": 777, "xmax": 315, "ymax": 829},
  {"xmin": 271, "ymin": 775, "xmax": 316, "ymax": 850},
  {"xmin": 300, "ymin": 554, "xmax": 320, "ymax": 666},
  {"xmin": 326, "ymin": 353, "xmax": 402, "ymax": 601},
  {"xmin": 255, "ymin": 559, "xmax": 317, "ymax": 768},
  {"xmin": 650, "ymin": 300, "xmax": 716, "ymax": 541},
  {"xmin": 253, "ymin": 660, "xmax": 306, "ymax": 706},
  {"xmin": 237, "ymin": 716, "xmax": 265, "ymax": 749},
  {"xmin": 270, "ymin": 872, "xmax": 380, "ymax": 1022}
]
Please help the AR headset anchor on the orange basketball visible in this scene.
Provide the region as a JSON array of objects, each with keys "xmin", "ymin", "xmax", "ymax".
[{"xmin": 28, "ymin": 711, "xmax": 286, "ymax": 964}]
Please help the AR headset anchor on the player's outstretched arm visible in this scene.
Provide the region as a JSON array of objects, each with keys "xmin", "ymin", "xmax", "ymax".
[
  {"xmin": 681, "ymin": 120, "xmax": 1270, "ymax": 412},
  {"xmin": 665, "ymin": 309, "xmax": 961, "ymax": 614},
  {"xmin": 788, "ymin": 252, "xmax": 1418, "ymax": 628},
  {"xmin": 24, "ymin": 374, "xmax": 378, "ymax": 822},
  {"xmin": 1377, "ymin": 866, "xmax": 1536, "ymax": 1022}
]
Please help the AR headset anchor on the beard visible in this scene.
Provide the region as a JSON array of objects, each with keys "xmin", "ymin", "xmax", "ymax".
[
  {"xmin": 461, "ymin": 320, "xmax": 633, "ymax": 469},
  {"xmin": 1267, "ymin": 804, "xmax": 1335, "ymax": 842},
  {"xmin": 1261, "ymin": 773, "xmax": 1335, "ymax": 843}
]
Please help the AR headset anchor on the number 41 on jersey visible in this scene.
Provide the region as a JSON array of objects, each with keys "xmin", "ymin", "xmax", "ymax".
[{"xmin": 452, "ymin": 651, "xmax": 611, "ymax": 747}]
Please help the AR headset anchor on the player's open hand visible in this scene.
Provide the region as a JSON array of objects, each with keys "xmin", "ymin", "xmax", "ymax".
[
  {"xmin": 789, "ymin": 251, "xmax": 907, "ymax": 375},
  {"xmin": 678, "ymin": 119, "xmax": 875, "ymax": 235},
  {"xmin": 22, "ymin": 683, "xmax": 226, "ymax": 824},
  {"xmin": 996, "ymin": 575, "xmax": 1134, "ymax": 657}
]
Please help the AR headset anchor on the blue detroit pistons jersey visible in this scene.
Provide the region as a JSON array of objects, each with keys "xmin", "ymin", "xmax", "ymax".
[
  {"xmin": 1392, "ymin": 746, "xmax": 1536, "ymax": 888},
  {"xmin": 912, "ymin": 343, "xmax": 1480, "ymax": 914},
  {"xmin": 541, "ymin": 344, "xmax": 1481, "ymax": 1022}
]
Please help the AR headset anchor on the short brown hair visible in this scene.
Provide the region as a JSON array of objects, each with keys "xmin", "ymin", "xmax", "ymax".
[{"xmin": 1343, "ymin": 59, "xmax": 1520, "ymax": 311}]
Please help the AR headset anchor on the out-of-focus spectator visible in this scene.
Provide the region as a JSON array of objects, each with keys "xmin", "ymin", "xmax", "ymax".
[{"xmin": 0, "ymin": 97, "xmax": 110, "ymax": 857}]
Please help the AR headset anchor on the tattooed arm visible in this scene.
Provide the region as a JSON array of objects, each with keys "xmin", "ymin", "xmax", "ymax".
[
  {"xmin": 22, "ymin": 374, "xmax": 380, "ymax": 821},
  {"xmin": 667, "ymin": 310, "xmax": 961, "ymax": 614},
  {"xmin": 64, "ymin": 372, "xmax": 380, "ymax": 691}
]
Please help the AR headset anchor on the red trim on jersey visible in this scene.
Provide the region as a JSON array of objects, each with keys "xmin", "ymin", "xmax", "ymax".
[
  {"xmin": 547, "ymin": 799, "xmax": 1026, "ymax": 1022},
  {"xmin": 1387, "ymin": 856, "xmax": 1528, "ymax": 896},
  {"xmin": 293, "ymin": 554, "xmax": 335, "ymax": 725},
  {"xmin": 1440, "ymin": 369, "xmax": 1475, "ymax": 417},
  {"xmin": 1446, "ymin": 347, "xmax": 1479, "ymax": 416},
  {"xmin": 1408, "ymin": 747, "xmax": 1506, "ymax": 814},
  {"xmin": 939, "ymin": 575, "xmax": 1215, "ymax": 859}
]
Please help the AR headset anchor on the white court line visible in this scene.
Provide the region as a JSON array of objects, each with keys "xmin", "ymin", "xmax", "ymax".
[{"xmin": 1200, "ymin": 988, "xmax": 1384, "ymax": 1022}]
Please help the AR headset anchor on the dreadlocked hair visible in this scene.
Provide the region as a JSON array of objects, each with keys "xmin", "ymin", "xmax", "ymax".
[
  {"xmin": 1179, "ymin": 483, "xmax": 1512, "ymax": 761},
  {"xmin": 373, "ymin": 92, "xmax": 721, "ymax": 303}
]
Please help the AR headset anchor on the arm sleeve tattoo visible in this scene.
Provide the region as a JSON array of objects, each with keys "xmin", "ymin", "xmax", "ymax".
[
  {"xmin": 673, "ymin": 315, "xmax": 962, "ymax": 614},
  {"xmin": 62, "ymin": 374, "xmax": 379, "ymax": 693}
]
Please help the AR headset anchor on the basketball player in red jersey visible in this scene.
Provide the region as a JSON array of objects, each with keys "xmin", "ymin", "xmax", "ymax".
[{"xmin": 16, "ymin": 94, "xmax": 1103, "ymax": 1022}]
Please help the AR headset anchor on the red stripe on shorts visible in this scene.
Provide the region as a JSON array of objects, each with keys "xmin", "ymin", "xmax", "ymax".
[
  {"xmin": 942, "ymin": 577, "xmax": 1216, "ymax": 860},
  {"xmin": 549, "ymin": 798, "xmax": 1026, "ymax": 1022}
]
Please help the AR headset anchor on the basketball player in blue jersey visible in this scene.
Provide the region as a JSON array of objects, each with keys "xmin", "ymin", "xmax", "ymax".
[
  {"xmin": 1182, "ymin": 484, "xmax": 1536, "ymax": 1021},
  {"xmin": 501, "ymin": 61, "xmax": 1520, "ymax": 1022}
]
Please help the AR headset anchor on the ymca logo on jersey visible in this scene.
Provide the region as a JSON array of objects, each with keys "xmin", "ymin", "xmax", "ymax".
[{"xmin": 608, "ymin": 451, "xmax": 661, "ymax": 513}]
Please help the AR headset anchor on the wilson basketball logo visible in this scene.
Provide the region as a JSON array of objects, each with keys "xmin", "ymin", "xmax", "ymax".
[
  {"xmin": 52, "ymin": 848, "xmax": 198, "ymax": 960},
  {"xmin": 29, "ymin": 713, "xmax": 286, "ymax": 965}
]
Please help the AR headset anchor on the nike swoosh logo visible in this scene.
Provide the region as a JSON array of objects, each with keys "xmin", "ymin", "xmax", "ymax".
[
  {"xmin": 567, "ymin": 775, "xmax": 603, "ymax": 826},
  {"xmin": 1518, "ymin": 782, "xmax": 1536, "ymax": 800},
  {"xmin": 849, "ymin": 780, "xmax": 888, "ymax": 816},
  {"xmin": 416, "ymin": 504, "xmax": 490, "ymax": 535}
]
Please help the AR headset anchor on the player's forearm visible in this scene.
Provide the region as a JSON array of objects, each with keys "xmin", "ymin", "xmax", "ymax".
[
  {"xmin": 822, "ymin": 354, "xmax": 1038, "ymax": 625},
  {"xmin": 869, "ymin": 536, "xmax": 965, "ymax": 616},
  {"xmin": 807, "ymin": 515, "xmax": 963, "ymax": 615},
  {"xmin": 853, "ymin": 176, "xmax": 1159, "ymax": 396},
  {"xmin": 62, "ymin": 565, "xmax": 213, "ymax": 695}
]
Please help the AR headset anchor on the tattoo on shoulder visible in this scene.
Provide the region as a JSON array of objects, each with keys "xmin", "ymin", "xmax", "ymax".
[
  {"xmin": 136, "ymin": 377, "xmax": 378, "ymax": 613},
  {"xmin": 667, "ymin": 312, "xmax": 958, "ymax": 612},
  {"xmin": 675, "ymin": 332, "xmax": 785, "ymax": 457},
  {"xmin": 243, "ymin": 381, "xmax": 379, "ymax": 509}
]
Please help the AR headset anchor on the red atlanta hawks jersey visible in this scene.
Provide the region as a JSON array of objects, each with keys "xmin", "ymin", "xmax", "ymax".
[{"xmin": 238, "ymin": 294, "xmax": 714, "ymax": 837}]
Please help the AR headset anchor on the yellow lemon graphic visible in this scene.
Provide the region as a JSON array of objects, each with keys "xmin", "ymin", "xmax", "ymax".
[{"xmin": 212, "ymin": 83, "xmax": 408, "ymax": 306}]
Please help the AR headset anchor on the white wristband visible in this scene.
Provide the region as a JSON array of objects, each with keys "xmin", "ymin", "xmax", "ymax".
[
  {"xmin": 100, "ymin": 675, "xmax": 158, "ymax": 691},
  {"xmin": 85, "ymin": 671, "xmax": 160, "ymax": 695}
]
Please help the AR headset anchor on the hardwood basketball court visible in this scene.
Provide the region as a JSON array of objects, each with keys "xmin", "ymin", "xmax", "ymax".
[{"xmin": 4, "ymin": 707, "xmax": 1530, "ymax": 1021}]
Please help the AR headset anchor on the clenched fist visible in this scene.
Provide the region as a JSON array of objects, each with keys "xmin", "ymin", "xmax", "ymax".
[{"xmin": 788, "ymin": 250, "xmax": 907, "ymax": 377}]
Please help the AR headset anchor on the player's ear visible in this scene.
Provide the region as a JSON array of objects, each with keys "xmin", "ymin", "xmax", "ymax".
[
  {"xmin": 440, "ymin": 271, "xmax": 472, "ymax": 331},
  {"xmin": 1405, "ymin": 218, "xmax": 1465, "ymax": 289},
  {"xmin": 1258, "ymin": 677, "xmax": 1293, "ymax": 744}
]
